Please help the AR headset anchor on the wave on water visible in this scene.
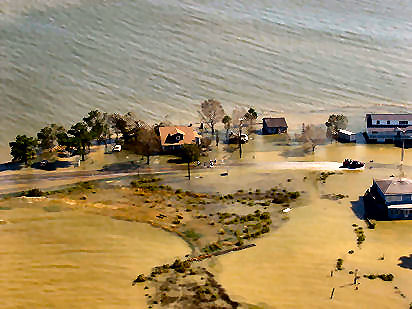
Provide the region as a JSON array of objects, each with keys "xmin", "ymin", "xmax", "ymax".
[{"xmin": 0, "ymin": 0, "xmax": 411, "ymax": 160}]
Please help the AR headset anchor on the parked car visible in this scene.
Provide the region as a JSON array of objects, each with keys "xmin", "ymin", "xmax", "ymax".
[{"xmin": 112, "ymin": 145, "xmax": 122, "ymax": 152}]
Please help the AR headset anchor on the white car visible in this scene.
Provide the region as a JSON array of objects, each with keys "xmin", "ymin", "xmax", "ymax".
[{"xmin": 112, "ymin": 145, "xmax": 122, "ymax": 152}]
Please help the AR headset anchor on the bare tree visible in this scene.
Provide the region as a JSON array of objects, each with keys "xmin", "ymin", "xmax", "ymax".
[
  {"xmin": 297, "ymin": 124, "xmax": 326, "ymax": 152},
  {"xmin": 199, "ymin": 99, "xmax": 225, "ymax": 135}
]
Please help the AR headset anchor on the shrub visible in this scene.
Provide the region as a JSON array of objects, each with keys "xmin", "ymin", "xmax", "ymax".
[
  {"xmin": 25, "ymin": 188, "xmax": 43, "ymax": 197},
  {"xmin": 336, "ymin": 258, "xmax": 343, "ymax": 271},
  {"xmin": 133, "ymin": 274, "xmax": 146, "ymax": 283}
]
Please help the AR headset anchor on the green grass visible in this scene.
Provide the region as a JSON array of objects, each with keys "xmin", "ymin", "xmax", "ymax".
[
  {"xmin": 183, "ymin": 229, "xmax": 202, "ymax": 241},
  {"xmin": 43, "ymin": 205, "xmax": 62, "ymax": 212}
]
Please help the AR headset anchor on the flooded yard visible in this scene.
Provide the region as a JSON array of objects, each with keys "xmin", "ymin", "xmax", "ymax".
[{"xmin": 0, "ymin": 207, "xmax": 190, "ymax": 308}]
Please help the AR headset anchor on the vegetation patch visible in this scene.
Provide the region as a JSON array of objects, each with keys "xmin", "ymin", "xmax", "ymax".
[
  {"xmin": 354, "ymin": 226, "xmax": 366, "ymax": 246},
  {"xmin": 321, "ymin": 193, "xmax": 348, "ymax": 200},
  {"xmin": 183, "ymin": 229, "xmax": 202, "ymax": 241},
  {"xmin": 43, "ymin": 205, "xmax": 62, "ymax": 212},
  {"xmin": 363, "ymin": 273, "xmax": 394, "ymax": 281},
  {"xmin": 335, "ymin": 258, "xmax": 344, "ymax": 271},
  {"xmin": 318, "ymin": 172, "xmax": 336, "ymax": 183},
  {"xmin": 24, "ymin": 188, "xmax": 44, "ymax": 197}
]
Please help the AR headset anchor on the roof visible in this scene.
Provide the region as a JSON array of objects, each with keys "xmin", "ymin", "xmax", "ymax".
[
  {"xmin": 263, "ymin": 118, "xmax": 288, "ymax": 128},
  {"xmin": 375, "ymin": 178, "xmax": 412, "ymax": 195},
  {"xmin": 367, "ymin": 114, "xmax": 412, "ymax": 121},
  {"xmin": 159, "ymin": 126, "xmax": 200, "ymax": 146}
]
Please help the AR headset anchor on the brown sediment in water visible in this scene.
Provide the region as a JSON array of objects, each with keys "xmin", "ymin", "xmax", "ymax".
[
  {"xmin": 1, "ymin": 140, "xmax": 411, "ymax": 308},
  {"xmin": 0, "ymin": 175, "xmax": 301, "ymax": 308}
]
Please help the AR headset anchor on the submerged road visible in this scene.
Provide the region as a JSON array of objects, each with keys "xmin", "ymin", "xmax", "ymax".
[{"xmin": 1, "ymin": 160, "xmax": 396, "ymax": 195}]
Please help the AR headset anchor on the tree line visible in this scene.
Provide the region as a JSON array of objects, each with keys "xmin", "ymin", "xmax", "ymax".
[
  {"xmin": 9, "ymin": 110, "xmax": 163, "ymax": 165},
  {"xmin": 8, "ymin": 99, "xmax": 348, "ymax": 168}
]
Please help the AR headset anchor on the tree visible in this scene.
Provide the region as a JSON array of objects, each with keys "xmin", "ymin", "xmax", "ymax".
[
  {"xmin": 244, "ymin": 107, "xmax": 258, "ymax": 133},
  {"xmin": 9, "ymin": 135, "xmax": 37, "ymax": 165},
  {"xmin": 83, "ymin": 110, "xmax": 108, "ymax": 142},
  {"xmin": 58, "ymin": 122, "xmax": 93, "ymax": 161},
  {"xmin": 177, "ymin": 144, "xmax": 200, "ymax": 180},
  {"xmin": 109, "ymin": 112, "xmax": 143, "ymax": 145},
  {"xmin": 222, "ymin": 115, "xmax": 231, "ymax": 140},
  {"xmin": 325, "ymin": 114, "xmax": 348, "ymax": 140},
  {"xmin": 37, "ymin": 124, "xmax": 65, "ymax": 151},
  {"xmin": 298, "ymin": 124, "xmax": 326, "ymax": 152},
  {"xmin": 199, "ymin": 99, "xmax": 225, "ymax": 135},
  {"xmin": 131, "ymin": 124, "xmax": 161, "ymax": 165}
]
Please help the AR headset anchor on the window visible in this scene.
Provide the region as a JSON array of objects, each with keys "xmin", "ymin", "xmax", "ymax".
[
  {"xmin": 402, "ymin": 194, "xmax": 412, "ymax": 201},
  {"xmin": 399, "ymin": 121, "xmax": 408, "ymax": 125},
  {"xmin": 386, "ymin": 195, "xmax": 402, "ymax": 202}
]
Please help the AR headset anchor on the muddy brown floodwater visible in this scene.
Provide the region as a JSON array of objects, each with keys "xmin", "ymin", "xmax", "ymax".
[
  {"xmin": 0, "ymin": 207, "xmax": 190, "ymax": 308},
  {"xmin": 170, "ymin": 141, "xmax": 411, "ymax": 309},
  {"xmin": 1, "ymin": 138, "xmax": 411, "ymax": 308}
]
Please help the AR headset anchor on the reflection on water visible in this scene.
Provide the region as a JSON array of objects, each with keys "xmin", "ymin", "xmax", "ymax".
[{"xmin": 0, "ymin": 207, "xmax": 189, "ymax": 308}]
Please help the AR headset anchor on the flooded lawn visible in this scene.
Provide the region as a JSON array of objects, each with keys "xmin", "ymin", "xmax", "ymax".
[
  {"xmin": 0, "ymin": 207, "xmax": 190, "ymax": 308},
  {"xmin": 160, "ymin": 141, "xmax": 412, "ymax": 308}
]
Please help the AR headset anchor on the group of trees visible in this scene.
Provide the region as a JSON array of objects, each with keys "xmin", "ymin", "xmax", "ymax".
[
  {"xmin": 295, "ymin": 114, "xmax": 348, "ymax": 153},
  {"xmin": 9, "ymin": 110, "xmax": 162, "ymax": 165},
  {"xmin": 199, "ymin": 99, "xmax": 258, "ymax": 139}
]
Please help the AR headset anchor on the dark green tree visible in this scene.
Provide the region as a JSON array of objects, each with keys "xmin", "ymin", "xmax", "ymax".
[
  {"xmin": 244, "ymin": 107, "xmax": 258, "ymax": 133},
  {"xmin": 83, "ymin": 110, "xmax": 107, "ymax": 141},
  {"xmin": 222, "ymin": 115, "xmax": 231, "ymax": 140},
  {"xmin": 177, "ymin": 144, "xmax": 200, "ymax": 180},
  {"xmin": 37, "ymin": 124, "xmax": 65, "ymax": 151},
  {"xmin": 58, "ymin": 122, "xmax": 92, "ymax": 161},
  {"xmin": 9, "ymin": 135, "xmax": 37, "ymax": 165},
  {"xmin": 325, "ymin": 114, "xmax": 348, "ymax": 140}
]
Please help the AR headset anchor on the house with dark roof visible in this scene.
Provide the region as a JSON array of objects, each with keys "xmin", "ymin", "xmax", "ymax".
[
  {"xmin": 365, "ymin": 178, "xmax": 412, "ymax": 220},
  {"xmin": 262, "ymin": 118, "xmax": 288, "ymax": 135},
  {"xmin": 158, "ymin": 126, "xmax": 200, "ymax": 151},
  {"xmin": 365, "ymin": 114, "xmax": 412, "ymax": 144}
]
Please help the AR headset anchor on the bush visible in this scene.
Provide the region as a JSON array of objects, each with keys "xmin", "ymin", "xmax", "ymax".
[
  {"xmin": 336, "ymin": 258, "xmax": 343, "ymax": 271},
  {"xmin": 364, "ymin": 273, "xmax": 394, "ymax": 281},
  {"xmin": 170, "ymin": 259, "xmax": 191, "ymax": 273},
  {"xmin": 133, "ymin": 274, "xmax": 146, "ymax": 283},
  {"xmin": 25, "ymin": 188, "xmax": 44, "ymax": 197}
]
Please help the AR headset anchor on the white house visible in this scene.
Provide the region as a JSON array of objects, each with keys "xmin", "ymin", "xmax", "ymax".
[{"xmin": 365, "ymin": 114, "xmax": 412, "ymax": 143}]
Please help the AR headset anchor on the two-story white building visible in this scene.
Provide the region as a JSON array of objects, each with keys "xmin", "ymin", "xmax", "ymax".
[{"xmin": 366, "ymin": 114, "xmax": 412, "ymax": 143}]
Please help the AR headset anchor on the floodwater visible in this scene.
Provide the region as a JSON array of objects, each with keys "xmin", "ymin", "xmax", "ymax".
[
  {"xmin": 0, "ymin": 206, "xmax": 190, "ymax": 308},
  {"xmin": 163, "ymin": 140, "xmax": 412, "ymax": 308},
  {"xmin": 1, "ymin": 0, "xmax": 412, "ymax": 161}
]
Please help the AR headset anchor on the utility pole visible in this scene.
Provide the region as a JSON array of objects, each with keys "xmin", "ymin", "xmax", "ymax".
[
  {"xmin": 400, "ymin": 129, "xmax": 406, "ymax": 178},
  {"xmin": 239, "ymin": 118, "xmax": 244, "ymax": 159}
]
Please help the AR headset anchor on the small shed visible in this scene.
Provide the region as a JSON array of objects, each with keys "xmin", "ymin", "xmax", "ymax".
[
  {"xmin": 262, "ymin": 118, "xmax": 288, "ymax": 135},
  {"xmin": 338, "ymin": 129, "xmax": 356, "ymax": 143}
]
